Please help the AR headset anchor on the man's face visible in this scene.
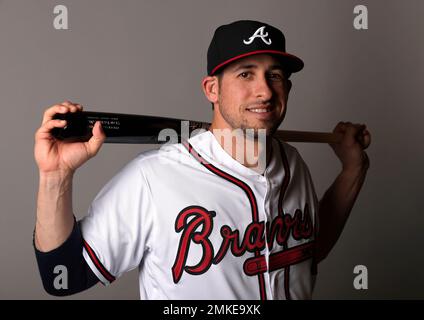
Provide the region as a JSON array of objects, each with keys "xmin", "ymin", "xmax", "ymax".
[{"xmin": 215, "ymin": 54, "xmax": 292, "ymax": 136}]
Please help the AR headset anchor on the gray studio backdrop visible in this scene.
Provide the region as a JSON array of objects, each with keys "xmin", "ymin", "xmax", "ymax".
[{"xmin": 0, "ymin": 0, "xmax": 422, "ymax": 299}]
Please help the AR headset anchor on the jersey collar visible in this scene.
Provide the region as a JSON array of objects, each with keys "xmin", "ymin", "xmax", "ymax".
[{"xmin": 187, "ymin": 130, "xmax": 280, "ymax": 180}]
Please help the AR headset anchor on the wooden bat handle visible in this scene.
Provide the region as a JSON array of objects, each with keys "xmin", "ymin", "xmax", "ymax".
[
  {"xmin": 192, "ymin": 121, "xmax": 342, "ymax": 144},
  {"xmin": 274, "ymin": 129, "xmax": 342, "ymax": 144}
]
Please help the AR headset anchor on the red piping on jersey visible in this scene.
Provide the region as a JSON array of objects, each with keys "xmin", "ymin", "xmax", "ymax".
[
  {"xmin": 83, "ymin": 239, "xmax": 116, "ymax": 283},
  {"xmin": 276, "ymin": 140, "xmax": 292, "ymax": 300},
  {"xmin": 182, "ymin": 141, "xmax": 267, "ymax": 300}
]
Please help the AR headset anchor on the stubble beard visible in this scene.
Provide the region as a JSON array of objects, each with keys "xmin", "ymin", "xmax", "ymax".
[{"xmin": 218, "ymin": 99, "xmax": 285, "ymax": 139}]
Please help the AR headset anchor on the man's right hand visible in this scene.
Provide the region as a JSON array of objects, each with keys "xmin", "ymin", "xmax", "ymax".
[{"xmin": 34, "ymin": 101, "xmax": 106, "ymax": 175}]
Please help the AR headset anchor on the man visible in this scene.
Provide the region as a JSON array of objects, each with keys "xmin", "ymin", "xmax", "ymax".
[{"xmin": 34, "ymin": 20, "xmax": 371, "ymax": 299}]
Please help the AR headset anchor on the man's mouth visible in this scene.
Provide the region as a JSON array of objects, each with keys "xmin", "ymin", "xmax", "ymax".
[
  {"xmin": 248, "ymin": 108, "xmax": 271, "ymax": 113},
  {"xmin": 246, "ymin": 105, "xmax": 274, "ymax": 116}
]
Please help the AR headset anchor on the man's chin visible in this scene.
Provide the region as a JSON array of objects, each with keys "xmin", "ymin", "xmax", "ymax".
[
  {"xmin": 241, "ymin": 127, "xmax": 278, "ymax": 139},
  {"xmin": 251, "ymin": 118, "xmax": 282, "ymax": 133}
]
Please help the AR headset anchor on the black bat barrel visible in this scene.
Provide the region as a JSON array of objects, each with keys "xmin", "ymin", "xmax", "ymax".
[{"xmin": 52, "ymin": 111, "xmax": 209, "ymax": 144}]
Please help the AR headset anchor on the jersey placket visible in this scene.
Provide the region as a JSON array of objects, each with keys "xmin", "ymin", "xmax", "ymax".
[
  {"xmin": 257, "ymin": 139, "xmax": 293, "ymax": 300},
  {"xmin": 276, "ymin": 139, "xmax": 293, "ymax": 300},
  {"xmin": 260, "ymin": 174, "xmax": 274, "ymax": 299}
]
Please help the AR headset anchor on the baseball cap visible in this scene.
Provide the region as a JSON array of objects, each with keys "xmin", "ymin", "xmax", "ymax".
[{"xmin": 207, "ymin": 20, "xmax": 304, "ymax": 76}]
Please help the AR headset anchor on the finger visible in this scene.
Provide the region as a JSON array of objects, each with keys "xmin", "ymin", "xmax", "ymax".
[
  {"xmin": 36, "ymin": 119, "xmax": 67, "ymax": 139},
  {"xmin": 61, "ymin": 101, "xmax": 80, "ymax": 113},
  {"xmin": 43, "ymin": 101, "xmax": 84, "ymax": 125},
  {"xmin": 344, "ymin": 124, "xmax": 358, "ymax": 139},
  {"xmin": 85, "ymin": 121, "xmax": 106, "ymax": 158},
  {"xmin": 360, "ymin": 128, "xmax": 371, "ymax": 149},
  {"xmin": 354, "ymin": 125, "xmax": 371, "ymax": 149},
  {"xmin": 62, "ymin": 101, "xmax": 83, "ymax": 109},
  {"xmin": 42, "ymin": 104, "xmax": 71, "ymax": 124},
  {"xmin": 61, "ymin": 101, "xmax": 75, "ymax": 107},
  {"xmin": 345, "ymin": 123, "xmax": 363, "ymax": 135},
  {"xmin": 333, "ymin": 121, "xmax": 347, "ymax": 134},
  {"xmin": 336, "ymin": 123, "xmax": 362, "ymax": 146}
]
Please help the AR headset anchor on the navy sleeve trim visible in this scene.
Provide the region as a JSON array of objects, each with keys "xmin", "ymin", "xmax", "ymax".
[{"xmin": 33, "ymin": 217, "xmax": 99, "ymax": 296}]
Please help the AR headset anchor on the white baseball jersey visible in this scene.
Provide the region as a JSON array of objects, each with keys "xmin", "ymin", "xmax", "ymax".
[{"xmin": 81, "ymin": 130, "xmax": 319, "ymax": 300}]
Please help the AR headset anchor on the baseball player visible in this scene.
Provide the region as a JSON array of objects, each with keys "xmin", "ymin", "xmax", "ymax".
[{"xmin": 33, "ymin": 20, "xmax": 371, "ymax": 300}]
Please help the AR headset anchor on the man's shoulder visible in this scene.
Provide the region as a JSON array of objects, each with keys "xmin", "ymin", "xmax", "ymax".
[
  {"xmin": 103, "ymin": 143, "xmax": 191, "ymax": 188},
  {"xmin": 115, "ymin": 131, "xmax": 212, "ymax": 182},
  {"xmin": 274, "ymin": 139, "xmax": 314, "ymax": 174},
  {"xmin": 128, "ymin": 142, "xmax": 192, "ymax": 172},
  {"xmin": 132, "ymin": 131, "xmax": 212, "ymax": 167},
  {"xmin": 275, "ymin": 139, "xmax": 304, "ymax": 162}
]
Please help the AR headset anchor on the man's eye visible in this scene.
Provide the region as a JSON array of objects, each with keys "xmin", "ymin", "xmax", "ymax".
[
  {"xmin": 268, "ymin": 73, "xmax": 283, "ymax": 81},
  {"xmin": 239, "ymin": 72, "xmax": 251, "ymax": 79}
]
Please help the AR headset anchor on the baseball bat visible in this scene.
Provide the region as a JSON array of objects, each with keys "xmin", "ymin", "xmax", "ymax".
[{"xmin": 52, "ymin": 111, "xmax": 343, "ymax": 144}]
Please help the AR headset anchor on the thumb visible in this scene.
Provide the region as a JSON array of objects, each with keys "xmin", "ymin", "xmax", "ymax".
[{"xmin": 86, "ymin": 121, "xmax": 106, "ymax": 158}]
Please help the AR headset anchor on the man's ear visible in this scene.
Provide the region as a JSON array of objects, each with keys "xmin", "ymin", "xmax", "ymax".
[
  {"xmin": 202, "ymin": 76, "xmax": 219, "ymax": 104},
  {"xmin": 287, "ymin": 79, "xmax": 292, "ymax": 94}
]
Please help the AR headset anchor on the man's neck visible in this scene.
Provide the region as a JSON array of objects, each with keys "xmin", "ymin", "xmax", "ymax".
[{"xmin": 208, "ymin": 124, "xmax": 272, "ymax": 174}]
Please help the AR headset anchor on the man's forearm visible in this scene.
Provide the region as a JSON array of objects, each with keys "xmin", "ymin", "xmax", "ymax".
[
  {"xmin": 316, "ymin": 165, "xmax": 369, "ymax": 263},
  {"xmin": 35, "ymin": 171, "xmax": 75, "ymax": 252}
]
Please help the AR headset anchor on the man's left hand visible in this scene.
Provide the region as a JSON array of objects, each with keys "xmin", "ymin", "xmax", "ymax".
[{"xmin": 330, "ymin": 122, "xmax": 371, "ymax": 172}]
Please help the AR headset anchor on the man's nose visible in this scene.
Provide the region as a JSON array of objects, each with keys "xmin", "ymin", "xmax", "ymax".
[{"xmin": 253, "ymin": 76, "xmax": 273, "ymax": 101}]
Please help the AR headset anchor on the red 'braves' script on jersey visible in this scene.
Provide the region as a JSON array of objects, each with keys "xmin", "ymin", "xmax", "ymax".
[{"xmin": 172, "ymin": 204, "xmax": 313, "ymax": 283}]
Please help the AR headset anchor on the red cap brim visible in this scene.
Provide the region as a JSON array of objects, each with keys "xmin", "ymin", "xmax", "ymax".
[{"xmin": 210, "ymin": 50, "xmax": 304, "ymax": 75}]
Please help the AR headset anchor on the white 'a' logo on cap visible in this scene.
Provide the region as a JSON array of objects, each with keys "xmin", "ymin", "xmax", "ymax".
[{"xmin": 243, "ymin": 26, "xmax": 272, "ymax": 45}]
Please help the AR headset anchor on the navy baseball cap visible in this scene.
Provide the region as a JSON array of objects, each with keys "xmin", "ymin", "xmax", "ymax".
[{"xmin": 207, "ymin": 20, "xmax": 304, "ymax": 76}]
